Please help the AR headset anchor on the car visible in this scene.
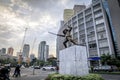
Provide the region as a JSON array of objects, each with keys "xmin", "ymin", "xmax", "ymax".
[
  {"xmin": 21, "ymin": 65, "xmax": 25, "ymax": 69},
  {"xmin": 34, "ymin": 66, "xmax": 41, "ymax": 69},
  {"xmin": 29, "ymin": 66, "xmax": 34, "ymax": 68},
  {"xmin": 41, "ymin": 66, "xmax": 56, "ymax": 71},
  {"xmin": 93, "ymin": 65, "xmax": 113, "ymax": 72}
]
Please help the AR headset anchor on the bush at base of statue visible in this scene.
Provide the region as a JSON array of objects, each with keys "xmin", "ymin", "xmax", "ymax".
[{"xmin": 45, "ymin": 73, "xmax": 104, "ymax": 80}]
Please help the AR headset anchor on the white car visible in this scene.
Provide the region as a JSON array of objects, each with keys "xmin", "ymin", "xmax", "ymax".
[{"xmin": 41, "ymin": 66, "xmax": 56, "ymax": 71}]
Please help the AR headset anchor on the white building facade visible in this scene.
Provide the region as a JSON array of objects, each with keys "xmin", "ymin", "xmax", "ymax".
[{"xmin": 57, "ymin": 0, "xmax": 118, "ymax": 66}]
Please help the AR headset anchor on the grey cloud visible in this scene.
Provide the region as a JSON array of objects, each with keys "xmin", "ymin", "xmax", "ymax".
[
  {"xmin": 0, "ymin": 0, "xmax": 11, "ymax": 7},
  {"xmin": 0, "ymin": 0, "xmax": 91, "ymax": 55}
]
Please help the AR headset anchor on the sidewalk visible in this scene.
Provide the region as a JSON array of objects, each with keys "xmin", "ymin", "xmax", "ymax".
[{"xmin": 10, "ymin": 73, "xmax": 47, "ymax": 80}]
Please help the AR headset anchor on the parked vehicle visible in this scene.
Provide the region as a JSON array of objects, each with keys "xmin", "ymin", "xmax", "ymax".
[
  {"xmin": 34, "ymin": 66, "xmax": 40, "ymax": 69},
  {"xmin": 93, "ymin": 65, "xmax": 118, "ymax": 72},
  {"xmin": 41, "ymin": 66, "xmax": 56, "ymax": 71},
  {"xmin": 21, "ymin": 65, "xmax": 25, "ymax": 69}
]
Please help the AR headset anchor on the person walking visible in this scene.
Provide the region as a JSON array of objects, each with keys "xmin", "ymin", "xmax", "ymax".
[
  {"xmin": 0, "ymin": 65, "xmax": 10, "ymax": 80},
  {"xmin": 13, "ymin": 65, "xmax": 21, "ymax": 77}
]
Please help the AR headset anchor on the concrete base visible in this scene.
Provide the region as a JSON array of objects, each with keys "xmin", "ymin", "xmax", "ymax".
[{"xmin": 59, "ymin": 45, "xmax": 89, "ymax": 76}]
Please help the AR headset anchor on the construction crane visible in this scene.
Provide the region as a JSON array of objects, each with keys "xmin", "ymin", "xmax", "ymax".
[{"xmin": 18, "ymin": 28, "xmax": 28, "ymax": 65}]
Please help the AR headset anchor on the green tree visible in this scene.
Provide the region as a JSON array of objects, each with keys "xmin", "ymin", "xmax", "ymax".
[
  {"xmin": 47, "ymin": 57, "xmax": 57, "ymax": 66},
  {"xmin": 101, "ymin": 54, "xmax": 120, "ymax": 67},
  {"xmin": 101, "ymin": 54, "xmax": 111, "ymax": 65}
]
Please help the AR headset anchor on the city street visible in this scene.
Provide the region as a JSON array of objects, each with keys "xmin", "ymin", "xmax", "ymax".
[
  {"xmin": 101, "ymin": 74, "xmax": 120, "ymax": 80},
  {"xmin": 8, "ymin": 68, "xmax": 120, "ymax": 80},
  {"xmin": 9, "ymin": 68, "xmax": 55, "ymax": 80}
]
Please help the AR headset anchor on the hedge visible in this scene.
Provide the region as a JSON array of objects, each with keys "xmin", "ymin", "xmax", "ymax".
[{"xmin": 45, "ymin": 73, "xmax": 104, "ymax": 80}]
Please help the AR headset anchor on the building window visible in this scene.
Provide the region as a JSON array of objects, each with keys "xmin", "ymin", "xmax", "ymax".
[
  {"xmin": 89, "ymin": 43, "xmax": 97, "ymax": 49},
  {"xmin": 86, "ymin": 21, "xmax": 93, "ymax": 27},
  {"xmin": 93, "ymin": 3, "xmax": 101, "ymax": 11},
  {"xmin": 80, "ymin": 38, "xmax": 85, "ymax": 43},
  {"xmin": 85, "ymin": 14, "xmax": 92, "ymax": 21},
  {"xmin": 94, "ymin": 10, "xmax": 103, "ymax": 18},
  {"xmin": 79, "ymin": 24, "xmax": 84, "ymax": 30},
  {"xmin": 95, "ymin": 18, "xmax": 104, "ymax": 25},
  {"xmin": 78, "ymin": 18, "xmax": 84, "ymax": 24},
  {"xmin": 89, "ymin": 51, "xmax": 98, "ymax": 56},
  {"xmin": 88, "ymin": 36, "xmax": 95, "ymax": 42},
  {"xmin": 96, "ymin": 23, "xmax": 105, "ymax": 32},
  {"xmin": 100, "ymin": 49, "xmax": 109, "ymax": 55},
  {"xmin": 78, "ymin": 13, "xmax": 83, "ymax": 19},
  {"xmin": 99, "ymin": 41, "xmax": 108, "ymax": 47},
  {"xmin": 73, "ymin": 32, "xmax": 78, "ymax": 39},
  {"xmin": 98, "ymin": 33, "xmax": 107, "ymax": 39}
]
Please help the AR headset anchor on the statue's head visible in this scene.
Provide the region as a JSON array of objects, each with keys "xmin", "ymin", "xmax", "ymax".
[{"xmin": 63, "ymin": 29, "xmax": 68, "ymax": 34}]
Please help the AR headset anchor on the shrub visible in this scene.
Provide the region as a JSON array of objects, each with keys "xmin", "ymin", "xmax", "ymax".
[
  {"xmin": 45, "ymin": 73, "xmax": 104, "ymax": 80},
  {"xmin": 82, "ymin": 74, "xmax": 104, "ymax": 80}
]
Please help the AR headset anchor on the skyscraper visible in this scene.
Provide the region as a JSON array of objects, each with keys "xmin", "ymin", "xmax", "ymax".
[
  {"xmin": 63, "ymin": 9, "xmax": 74, "ymax": 22},
  {"xmin": 30, "ymin": 54, "xmax": 35, "ymax": 61},
  {"xmin": 44, "ymin": 45, "xmax": 49, "ymax": 62},
  {"xmin": 1, "ymin": 48, "xmax": 6, "ymax": 55},
  {"xmin": 7, "ymin": 47, "xmax": 14, "ymax": 56},
  {"xmin": 38, "ymin": 41, "xmax": 49, "ymax": 62},
  {"xmin": 38, "ymin": 41, "xmax": 46, "ymax": 61},
  {"xmin": 22, "ymin": 44, "xmax": 30, "ymax": 58},
  {"xmin": 104, "ymin": 0, "xmax": 120, "ymax": 57},
  {"xmin": 73, "ymin": 5, "xmax": 86, "ymax": 14}
]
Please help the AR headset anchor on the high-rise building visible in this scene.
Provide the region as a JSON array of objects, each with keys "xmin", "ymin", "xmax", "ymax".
[
  {"xmin": 38, "ymin": 41, "xmax": 49, "ymax": 62},
  {"xmin": 38, "ymin": 41, "xmax": 46, "ymax": 61},
  {"xmin": 63, "ymin": 9, "xmax": 74, "ymax": 22},
  {"xmin": 7, "ymin": 47, "xmax": 14, "ymax": 56},
  {"xmin": 57, "ymin": 0, "xmax": 120, "ymax": 66},
  {"xmin": 1, "ymin": 48, "xmax": 6, "ymax": 55},
  {"xmin": 30, "ymin": 54, "xmax": 35, "ymax": 61},
  {"xmin": 73, "ymin": 5, "xmax": 86, "ymax": 14},
  {"xmin": 44, "ymin": 45, "xmax": 49, "ymax": 62},
  {"xmin": 0, "ymin": 49, "xmax": 1, "ymax": 55},
  {"xmin": 22, "ymin": 44, "xmax": 30, "ymax": 58},
  {"xmin": 104, "ymin": 0, "xmax": 120, "ymax": 57}
]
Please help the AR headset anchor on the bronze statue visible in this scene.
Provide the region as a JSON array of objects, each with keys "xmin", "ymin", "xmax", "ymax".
[
  {"xmin": 57, "ymin": 25, "xmax": 76, "ymax": 48},
  {"xmin": 49, "ymin": 25, "xmax": 77, "ymax": 48}
]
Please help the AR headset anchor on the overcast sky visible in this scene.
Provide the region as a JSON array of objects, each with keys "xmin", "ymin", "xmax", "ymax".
[{"xmin": 0, "ymin": 0, "xmax": 91, "ymax": 57}]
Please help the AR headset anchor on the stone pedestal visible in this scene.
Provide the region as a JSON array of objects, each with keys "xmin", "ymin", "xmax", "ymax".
[{"xmin": 59, "ymin": 45, "xmax": 89, "ymax": 76}]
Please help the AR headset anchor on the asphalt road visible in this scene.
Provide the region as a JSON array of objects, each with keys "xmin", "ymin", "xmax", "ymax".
[
  {"xmin": 100, "ymin": 74, "xmax": 120, "ymax": 80},
  {"xmin": 9, "ymin": 68, "xmax": 55, "ymax": 80},
  {"xmin": 9, "ymin": 68, "xmax": 120, "ymax": 80}
]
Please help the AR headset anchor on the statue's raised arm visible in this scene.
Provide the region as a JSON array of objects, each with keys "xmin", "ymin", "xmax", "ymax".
[{"xmin": 67, "ymin": 25, "xmax": 72, "ymax": 32}]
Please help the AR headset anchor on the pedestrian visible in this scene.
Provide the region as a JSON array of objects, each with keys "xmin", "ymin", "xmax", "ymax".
[
  {"xmin": 13, "ymin": 65, "xmax": 21, "ymax": 77},
  {"xmin": 56, "ymin": 66, "xmax": 59, "ymax": 73},
  {"xmin": 0, "ymin": 65, "xmax": 10, "ymax": 80},
  {"xmin": 91, "ymin": 66, "xmax": 94, "ymax": 72}
]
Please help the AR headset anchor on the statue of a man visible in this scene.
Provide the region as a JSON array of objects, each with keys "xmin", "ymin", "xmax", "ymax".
[{"xmin": 57, "ymin": 25, "xmax": 76, "ymax": 48}]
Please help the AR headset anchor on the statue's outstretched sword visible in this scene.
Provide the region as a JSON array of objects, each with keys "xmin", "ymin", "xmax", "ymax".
[
  {"xmin": 48, "ymin": 32, "xmax": 57, "ymax": 35},
  {"xmin": 48, "ymin": 32, "xmax": 65, "ymax": 37}
]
